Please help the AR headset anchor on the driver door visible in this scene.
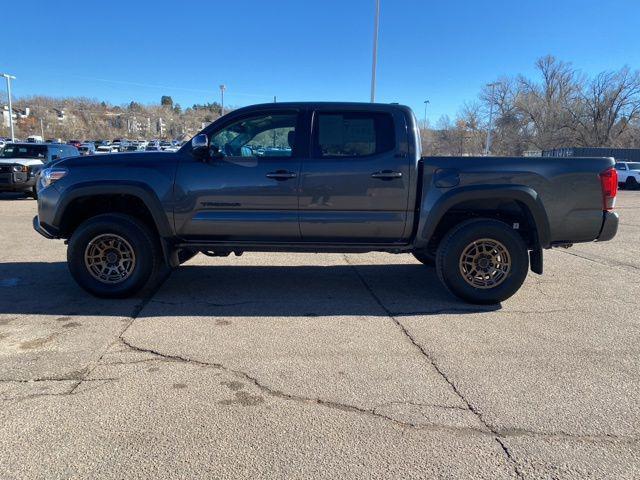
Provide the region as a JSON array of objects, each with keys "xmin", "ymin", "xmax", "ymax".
[{"xmin": 174, "ymin": 109, "xmax": 303, "ymax": 241}]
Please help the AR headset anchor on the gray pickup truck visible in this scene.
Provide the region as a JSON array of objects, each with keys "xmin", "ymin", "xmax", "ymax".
[{"xmin": 33, "ymin": 102, "xmax": 619, "ymax": 303}]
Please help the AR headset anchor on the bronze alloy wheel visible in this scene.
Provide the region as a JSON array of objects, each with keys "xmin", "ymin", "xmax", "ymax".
[
  {"xmin": 84, "ymin": 233, "xmax": 136, "ymax": 284},
  {"xmin": 458, "ymin": 238, "xmax": 511, "ymax": 289}
]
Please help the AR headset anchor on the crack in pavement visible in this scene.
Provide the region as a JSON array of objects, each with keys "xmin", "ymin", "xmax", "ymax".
[
  {"xmin": 0, "ymin": 377, "xmax": 116, "ymax": 384},
  {"xmin": 118, "ymin": 335, "xmax": 490, "ymax": 437},
  {"xmin": 64, "ymin": 268, "xmax": 174, "ymax": 396},
  {"xmin": 558, "ymin": 248, "xmax": 640, "ymax": 274},
  {"xmin": 342, "ymin": 255, "xmax": 526, "ymax": 479},
  {"xmin": 495, "ymin": 427, "xmax": 640, "ymax": 446}
]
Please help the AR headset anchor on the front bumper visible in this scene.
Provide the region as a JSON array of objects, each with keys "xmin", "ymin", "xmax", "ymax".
[
  {"xmin": 596, "ymin": 211, "xmax": 619, "ymax": 242},
  {"xmin": 33, "ymin": 215, "xmax": 59, "ymax": 239},
  {"xmin": 0, "ymin": 171, "xmax": 36, "ymax": 191}
]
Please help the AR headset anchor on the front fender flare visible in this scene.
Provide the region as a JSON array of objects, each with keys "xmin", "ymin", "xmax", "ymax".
[{"xmin": 53, "ymin": 181, "xmax": 173, "ymax": 237}]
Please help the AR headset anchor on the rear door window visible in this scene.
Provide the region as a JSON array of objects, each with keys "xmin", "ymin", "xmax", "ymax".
[{"xmin": 313, "ymin": 111, "xmax": 395, "ymax": 158}]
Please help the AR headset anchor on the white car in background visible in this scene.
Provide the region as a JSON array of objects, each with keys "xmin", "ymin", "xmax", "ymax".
[
  {"xmin": 95, "ymin": 145, "xmax": 119, "ymax": 154},
  {"xmin": 615, "ymin": 161, "xmax": 640, "ymax": 189}
]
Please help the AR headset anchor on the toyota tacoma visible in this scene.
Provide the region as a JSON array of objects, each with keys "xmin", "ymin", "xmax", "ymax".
[{"xmin": 33, "ymin": 102, "xmax": 619, "ymax": 303}]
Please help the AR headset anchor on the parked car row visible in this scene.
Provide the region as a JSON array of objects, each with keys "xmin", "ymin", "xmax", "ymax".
[
  {"xmin": 85, "ymin": 139, "xmax": 183, "ymax": 154},
  {"xmin": 0, "ymin": 142, "xmax": 79, "ymax": 198},
  {"xmin": 1, "ymin": 137, "xmax": 185, "ymax": 153}
]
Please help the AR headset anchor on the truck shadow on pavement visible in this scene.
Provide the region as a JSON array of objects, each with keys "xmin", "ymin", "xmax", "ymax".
[{"xmin": 0, "ymin": 261, "xmax": 500, "ymax": 318}]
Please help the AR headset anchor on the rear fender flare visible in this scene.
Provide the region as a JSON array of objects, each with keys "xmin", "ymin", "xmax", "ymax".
[{"xmin": 414, "ymin": 185, "xmax": 551, "ymax": 249}]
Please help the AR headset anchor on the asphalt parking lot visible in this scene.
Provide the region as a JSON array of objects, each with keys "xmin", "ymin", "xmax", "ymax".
[{"xmin": 0, "ymin": 192, "xmax": 639, "ymax": 479}]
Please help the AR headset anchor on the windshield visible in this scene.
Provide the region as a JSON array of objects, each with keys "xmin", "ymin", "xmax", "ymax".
[
  {"xmin": 627, "ymin": 162, "xmax": 640, "ymax": 170},
  {"xmin": 1, "ymin": 144, "xmax": 48, "ymax": 158}
]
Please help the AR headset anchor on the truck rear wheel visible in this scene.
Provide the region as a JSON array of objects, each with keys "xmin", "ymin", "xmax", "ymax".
[
  {"xmin": 67, "ymin": 214, "xmax": 161, "ymax": 298},
  {"xmin": 435, "ymin": 219, "xmax": 529, "ymax": 304},
  {"xmin": 625, "ymin": 177, "xmax": 639, "ymax": 190}
]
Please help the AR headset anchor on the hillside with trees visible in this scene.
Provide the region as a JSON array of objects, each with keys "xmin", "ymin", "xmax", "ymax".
[{"xmin": 1, "ymin": 95, "xmax": 225, "ymax": 141}]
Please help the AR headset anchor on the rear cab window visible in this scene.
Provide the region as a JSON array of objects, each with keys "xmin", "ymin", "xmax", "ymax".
[{"xmin": 313, "ymin": 111, "xmax": 395, "ymax": 158}]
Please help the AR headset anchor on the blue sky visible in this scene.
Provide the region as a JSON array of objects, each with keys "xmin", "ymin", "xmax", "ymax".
[{"xmin": 2, "ymin": 0, "xmax": 639, "ymax": 121}]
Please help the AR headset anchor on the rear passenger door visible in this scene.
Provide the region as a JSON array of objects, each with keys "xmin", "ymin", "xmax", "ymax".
[{"xmin": 299, "ymin": 108, "xmax": 411, "ymax": 243}]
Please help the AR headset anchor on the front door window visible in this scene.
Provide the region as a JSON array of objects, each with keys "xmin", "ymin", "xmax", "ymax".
[{"xmin": 210, "ymin": 114, "xmax": 297, "ymax": 158}]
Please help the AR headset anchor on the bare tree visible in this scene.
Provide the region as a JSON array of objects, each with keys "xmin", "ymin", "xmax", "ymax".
[
  {"xmin": 567, "ymin": 67, "xmax": 640, "ymax": 146},
  {"xmin": 514, "ymin": 56, "xmax": 578, "ymax": 151}
]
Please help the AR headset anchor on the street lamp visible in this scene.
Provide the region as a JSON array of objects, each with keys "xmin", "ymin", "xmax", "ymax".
[
  {"xmin": 1, "ymin": 73, "xmax": 16, "ymax": 142},
  {"xmin": 219, "ymin": 84, "xmax": 226, "ymax": 116},
  {"xmin": 423, "ymin": 100, "xmax": 430, "ymax": 129},
  {"xmin": 484, "ymin": 82, "xmax": 501, "ymax": 156},
  {"xmin": 370, "ymin": 0, "xmax": 380, "ymax": 102}
]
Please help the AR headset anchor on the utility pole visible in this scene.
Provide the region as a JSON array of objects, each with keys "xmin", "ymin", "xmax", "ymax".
[
  {"xmin": 370, "ymin": 0, "xmax": 380, "ymax": 102},
  {"xmin": 423, "ymin": 100, "xmax": 430, "ymax": 129},
  {"xmin": 219, "ymin": 84, "xmax": 226, "ymax": 115},
  {"xmin": 40, "ymin": 118, "xmax": 45, "ymax": 139},
  {"xmin": 1, "ymin": 73, "xmax": 17, "ymax": 141},
  {"xmin": 484, "ymin": 82, "xmax": 500, "ymax": 156}
]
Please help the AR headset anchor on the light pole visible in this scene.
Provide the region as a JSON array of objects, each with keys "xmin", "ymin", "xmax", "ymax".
[
  {"xmin": 484, "ymin": 82, "xmax": 500, "ymax": 156},
  {"xmin": 370, "ymin": 0, "xmax": 380, "ymax": 102},
  {"xmin": 1, "ymin": 73, "xmax": 16, "ymax": 141},
  {"xmin": 423, "ymin": 100, "xmax": 430, "ymax": 129},
  {"xmin": 219, "ymin": 84, "xmax": 226, "ymax": 116}
]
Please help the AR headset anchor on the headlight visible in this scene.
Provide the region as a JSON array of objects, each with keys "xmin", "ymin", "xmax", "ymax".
[
  {"xmin": 40, "ymin": 167, "xmax": 68, "ymax": 188},
  {"xmin": 12, "ymin": 164, "xmax": 28, "ymax": 173}
]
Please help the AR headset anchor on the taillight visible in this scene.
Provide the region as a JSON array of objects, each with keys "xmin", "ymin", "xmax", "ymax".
[{"xmin": 599, "ymin": 167, "xmax": 618, "ymax": 211}]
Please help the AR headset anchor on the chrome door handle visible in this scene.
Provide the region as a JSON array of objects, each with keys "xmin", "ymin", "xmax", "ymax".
[
  {"xmin": 371, "ymin": 170, "xmax": 402, "ymax": 180},
  {"xmin": 266, "ymin": 170, "xmax": 297, "ymax": 180}
]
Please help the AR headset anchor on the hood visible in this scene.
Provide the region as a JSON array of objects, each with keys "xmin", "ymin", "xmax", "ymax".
[
  {"xmin": 0, "ymin": 157, "xmax": 45, "ymax": 167},
  {"xmin": 55, "ymin": 151, "xmax": 175, "ymax": 168}
]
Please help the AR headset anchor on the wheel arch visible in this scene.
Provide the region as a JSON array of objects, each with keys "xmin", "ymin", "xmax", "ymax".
[
  {"xmin": 54, "ymin": 182, "xmax": 173, "ymax": 239},
  {"xmin": 415, "ymin": 185, "xmax": 551, "ymax": 251}
]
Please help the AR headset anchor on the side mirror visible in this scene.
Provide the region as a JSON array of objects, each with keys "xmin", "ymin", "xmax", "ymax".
[
  {"xmin": 191, "ymin": 134, "xmax": 209, "ymax": 160},
  {"xmin": 191, "ymin": 134, "xmax": 209, "ymax": 151}
]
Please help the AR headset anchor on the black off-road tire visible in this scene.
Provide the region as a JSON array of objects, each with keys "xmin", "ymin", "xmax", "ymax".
[
  {"xmin": 435, "ymin": 218, "xmax": 529, "ymax": 304},
  {"xmin": 412, "ymin": 250, "xmax": 435, "ymax": 266},
  {"xmin": 67, "ymin": 214, "xmax": 161, "ymax": 298}
]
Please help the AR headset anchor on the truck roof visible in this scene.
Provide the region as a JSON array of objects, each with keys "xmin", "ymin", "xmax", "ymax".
[{"xmin": 230, "ymin": 101, "xmax": 413, "ymax": 115}]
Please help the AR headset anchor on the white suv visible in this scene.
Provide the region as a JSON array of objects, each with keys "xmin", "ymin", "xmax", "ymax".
[{"xmin": 615, "ymin": 161, "xmax": 640, "ymax": 189}]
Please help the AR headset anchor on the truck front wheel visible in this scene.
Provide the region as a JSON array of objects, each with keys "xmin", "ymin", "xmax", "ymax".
[
  {"xmin": 435, "ymin": 219, "xmax": 529, "ymax": 304},
  {"xmin": 67, "ymin": 214, "xmax": 161, "ymax": 298}
]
